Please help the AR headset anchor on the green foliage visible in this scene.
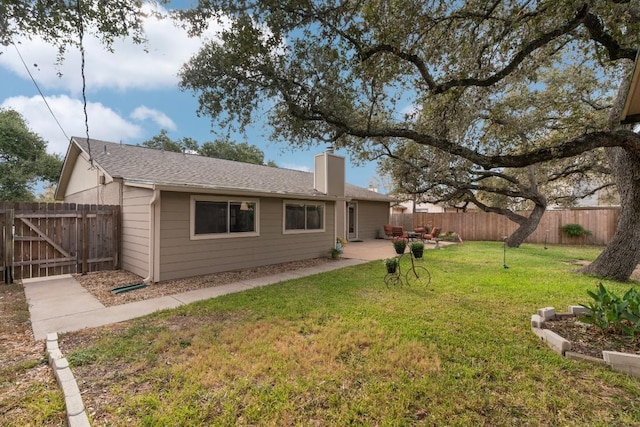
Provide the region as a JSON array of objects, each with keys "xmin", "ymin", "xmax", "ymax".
[
  {"xmin": 140, "ymin": 129, "xmax": 185, "ymax": 153},
  {"xmin": 178, "ymin": 1, "xmax": 639, "ymax": 163},
  {"xmin": 140, "ymin": 130, "xmax": 275, "ymax": 166},
  {"xmin": 200, "ymin": 139, "xmax": 266, "ymax": 165},
  {"xmin": 67, "ymin": 348, "xmax": 100, "ymax": 367},
  {"xmin": 561, "ymin": 223, "xmax": 592, "ymax": 238},
  {"xmin": 0, "ymin": 109, "xmax": 62, "ymax": 201},
  {"xmin": 329, "ymin": 247, "xmax": 342, "ymax": 259},
  {"xmin": 383, "ymin": 257, "xmax": 398, "ymax": 268},
  {"xmin": 1, "ymin": 0, "xmax": 149, "ymax": 58},
  {"xmin": 409, "ymin": 241, "xmax": 424, "ymax": 251},
  {"xmin": 580, "ymin": 283, "xmax": 640, "ymax": 336}
]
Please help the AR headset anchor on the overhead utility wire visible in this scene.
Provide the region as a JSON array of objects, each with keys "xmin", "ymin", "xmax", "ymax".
[
  {"xmin": 12, "ymin": 42, "xmax": 70, "ymax": 142},
  {"xmin": 77, "ymin": 0, "xmax": 93, "ymax": 166}
]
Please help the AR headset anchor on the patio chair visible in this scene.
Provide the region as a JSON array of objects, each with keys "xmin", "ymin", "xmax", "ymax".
[
  {"xmin": 422, "ymin": 227, "xmax": 441, "ymax": 241},
  {"xmin": 384, "ymin": 224, "xmax": 393, "ymax": 238},
  {"xmin": 391, "ymin": 226, "xmax": 406, "ymax": 237}
]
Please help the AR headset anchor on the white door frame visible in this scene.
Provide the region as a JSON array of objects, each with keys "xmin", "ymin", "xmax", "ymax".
[{"xmin": 347, "ymin": 202, "xmax": 357, "ymax": 240}]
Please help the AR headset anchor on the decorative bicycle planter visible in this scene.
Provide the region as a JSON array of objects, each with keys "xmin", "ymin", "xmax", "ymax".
[{"xmin": 384, "ymin": 252, "xmax": 431, "ymax": 287}]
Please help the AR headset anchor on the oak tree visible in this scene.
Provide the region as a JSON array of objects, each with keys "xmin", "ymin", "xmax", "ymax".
[
  {"xmin": 178, "ymin": 1, "xmax": 640, "ymax": 281},
  {"xmin": 0, "ymin": 109, "xmax": 62, "ymax": 201}
]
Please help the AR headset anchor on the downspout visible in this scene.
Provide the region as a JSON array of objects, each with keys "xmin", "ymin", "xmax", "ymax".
[{"xmin": 143, "ymin": 188, "xmax": 159, "ymax": 284}]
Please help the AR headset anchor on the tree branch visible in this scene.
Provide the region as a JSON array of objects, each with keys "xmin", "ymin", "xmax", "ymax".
[
  {"xmin": 359, "ymin": 4, "xmax": 590, "ymax": 94},
  {"xmin": 583, "ymin": 11, "xmax": 637, "ymax": 60}
]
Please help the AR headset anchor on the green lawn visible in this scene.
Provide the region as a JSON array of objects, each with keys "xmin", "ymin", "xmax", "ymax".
[{"xmin": 61, "ymin": 242, "xmax": 640, "ymax": 426}]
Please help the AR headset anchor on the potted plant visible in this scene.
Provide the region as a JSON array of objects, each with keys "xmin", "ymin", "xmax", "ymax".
[
  {"xmin": 410, "ymin": 241, "xmax": 424, "ymax": 258},
  {"xmin": 384, "ymin": 257, "xmax": 399, "ymax": 274},
  {"xmin": 392, "ymin": 236, "xmax": 407, "ymax": 254},
  {"xmin": 330, "ymin": 246, "xmax": 343, "ymax": 259}
]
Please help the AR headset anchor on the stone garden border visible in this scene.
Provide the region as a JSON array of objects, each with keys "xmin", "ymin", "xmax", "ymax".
[
  {"xmin": 46, "ymin": 332, "xmax": 90, "ymax": 427},
  {"xmin": 531, "ymin": 306, "xmax": 640, "ymax": 379}
]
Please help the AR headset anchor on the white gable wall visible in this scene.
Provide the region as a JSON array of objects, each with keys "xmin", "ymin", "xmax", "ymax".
[{"xmin": 62, "ymin": 154, "xmax": 121, "ymax": 205}]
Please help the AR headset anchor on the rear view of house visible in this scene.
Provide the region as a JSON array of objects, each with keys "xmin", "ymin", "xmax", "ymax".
[{"xmin": 55, "ymin": 138, "xmax": 393, "ymax": 282}]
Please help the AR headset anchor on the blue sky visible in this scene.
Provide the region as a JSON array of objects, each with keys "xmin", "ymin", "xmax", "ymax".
[{"xmin": 0, "ymin": 4, "xmax": 384, "ymax": 191}]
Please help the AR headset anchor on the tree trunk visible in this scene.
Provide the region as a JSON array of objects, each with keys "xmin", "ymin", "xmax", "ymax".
[
  {"xmin": 505, "ymin": 202, "xmax": 546, "ymax": 248},
  {"xmin": 581, "ymin": 147, "xmax": 640, "ymax": 281}
]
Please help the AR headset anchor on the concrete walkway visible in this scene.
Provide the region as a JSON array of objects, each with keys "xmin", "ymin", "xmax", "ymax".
[
  {"xmin": 24, "ymin": 238, "xmax": 445, "ymax": 340},
  {"xmin": 24, "ymin": 258, "xmax": 367, "ymax": 340}
]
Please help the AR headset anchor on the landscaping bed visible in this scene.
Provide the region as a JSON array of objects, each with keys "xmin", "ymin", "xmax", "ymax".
[
  {"xmin": 74, "ymin": 258, "xmax": 332, "ymax": 307},
  {"xmin": 544, "ymin": 315, "xmax": 640, "ymax": 359}
]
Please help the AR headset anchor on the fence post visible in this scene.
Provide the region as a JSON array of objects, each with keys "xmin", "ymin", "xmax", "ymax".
[
  {"xmin": 3, "ymin": 209, "xmax": 14, "ymax": 284},
  {"xmin": 82, "ymin": 210, "xmax": 88, "ymax": 275},
  {"xmin": 113, "ymin": 206, "xmax": 121, "ymax": 269}
]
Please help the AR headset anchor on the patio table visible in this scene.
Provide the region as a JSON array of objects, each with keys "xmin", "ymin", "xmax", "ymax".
[{"xmin": 406, "ymin": 232, "xmax": 421, "ymax": 241}]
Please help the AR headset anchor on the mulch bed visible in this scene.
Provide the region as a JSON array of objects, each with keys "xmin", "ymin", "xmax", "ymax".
[
  {"xmin": 73, "ymin": 258, "xmax": 334, "ymax": 307},
  {"xmin": 544, "ymin": 316, "xmax": 640, "ymax": 359}
]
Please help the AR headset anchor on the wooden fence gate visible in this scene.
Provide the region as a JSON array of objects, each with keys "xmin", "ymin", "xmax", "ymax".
[{"xmin": 1, "ymin": 203, "xmax": 120, "ymax": 283}]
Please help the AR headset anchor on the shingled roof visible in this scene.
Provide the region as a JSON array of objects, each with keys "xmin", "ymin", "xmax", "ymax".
[{"xmin": 62, "ymin": 137, "xmax": 393, "ymax": 202}]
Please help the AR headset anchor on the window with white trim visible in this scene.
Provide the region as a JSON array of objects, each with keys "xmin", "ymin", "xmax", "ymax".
[
  {"xmin": 191, "ymin": 196, "xmax": 258, "ymax": 239},
  {"xmin": 284, "ymin": 202, "xmax": 325, "ymax": 232}
]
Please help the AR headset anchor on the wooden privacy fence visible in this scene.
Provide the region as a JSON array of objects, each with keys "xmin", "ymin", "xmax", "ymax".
[
  {"xmin": 1, "ymin": 203, "xmax": 120, "ymax": 283},
  {"xmin": 390, "ymin": 208, "xmax": 620, "ymax": 246}
]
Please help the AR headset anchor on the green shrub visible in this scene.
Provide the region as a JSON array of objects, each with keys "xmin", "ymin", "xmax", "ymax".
[
  {"xmin": 580, "ymin": 283, "xmax": 640, "ymax": 336},
  {"xmin": 409, "ymin": 241, "xmax": 424, "ymax": 251},
  {"xmin": 561, "ymin": 223, "xmax": 592, "ymax": 238}
]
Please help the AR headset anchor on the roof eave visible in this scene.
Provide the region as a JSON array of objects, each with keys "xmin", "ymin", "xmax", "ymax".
[
  {"xmin": 123, "ymin": 180, "xmax": 342, "ymax": 201},
  {"xmin": 54, "ymin": 139, "xmax": 80, "ymax": 200},
  {"xmin": 621, "ymin": 50, "xmax": 640, "ymax": 124}
]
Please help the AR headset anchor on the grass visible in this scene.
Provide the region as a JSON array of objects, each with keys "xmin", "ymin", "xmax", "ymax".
[{"xmin": 59, "ymin": 242, "xmax": 640, "ymax": 426}]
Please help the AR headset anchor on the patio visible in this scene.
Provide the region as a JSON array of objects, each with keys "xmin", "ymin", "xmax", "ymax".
[{"xmin": 341, "ymin": 238, "xmax": 453, "ymax": 261}]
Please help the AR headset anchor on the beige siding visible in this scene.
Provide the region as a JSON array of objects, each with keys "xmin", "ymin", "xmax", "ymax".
[
  {"xmin": 356, "ymin": 200, "xmax": 390, "ymax": 239},
  {"xmin": 122, "ymin": 186, "xmax": 152, "ymax": 278},
  {"xmin": 157, "ymin": 192, "xmax": 335, "ymax": 281},
  {"xmin": 336, "ymin": 201, "xmax": 346, "ymax": 241},
  {"xmin": 64, "ymin": 182, "xmax": 120, "ymax": 205}
]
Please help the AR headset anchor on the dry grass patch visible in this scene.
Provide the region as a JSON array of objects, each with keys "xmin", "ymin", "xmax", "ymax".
[{"xmin": 0, "ymin": 283, "xmax": 65, "ymax": 426}]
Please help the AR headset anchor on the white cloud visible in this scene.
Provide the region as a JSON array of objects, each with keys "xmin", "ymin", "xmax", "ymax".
[
  {"xmin": 0, "ymin": 5, "xmax": 229, "ymax": 94},
  {"xmin": 398, "ymin": 103, "xmax": 420, "ymax": 121},
  {"xmin": 130, "ymin": 106, "xmax": 176, "ymax": 130},
  {"xmin": 1, "ymin": 95, "xmax": 143, "ymax": 155}
]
